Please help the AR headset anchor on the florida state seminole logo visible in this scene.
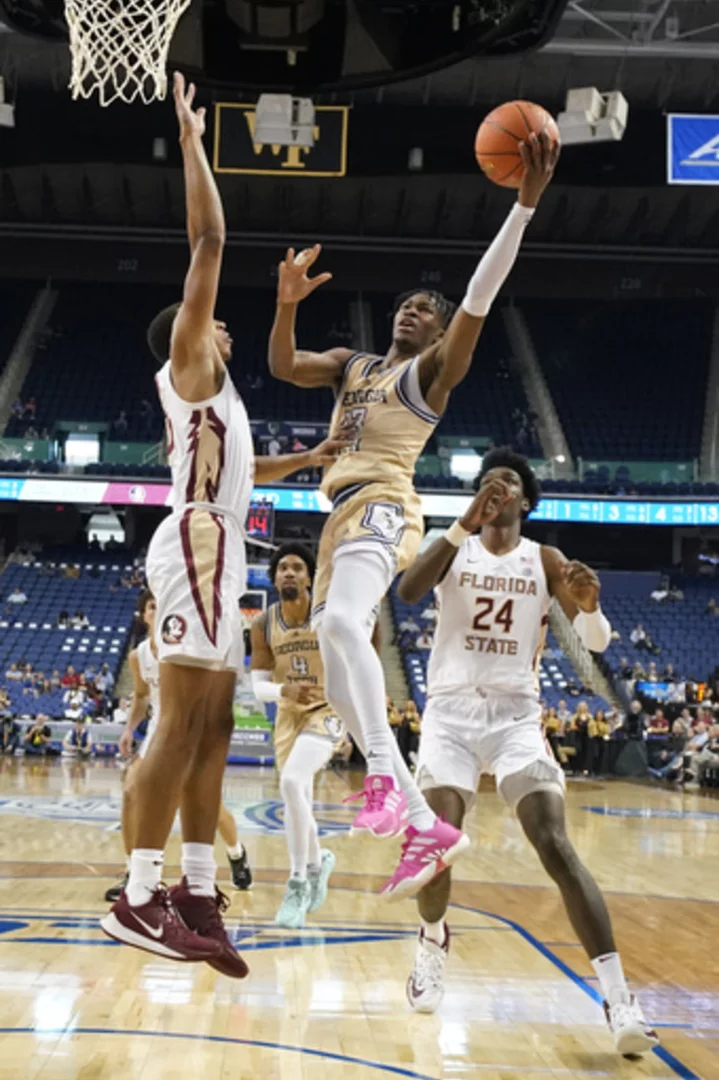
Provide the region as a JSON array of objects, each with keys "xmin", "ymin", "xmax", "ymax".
[{"xmin": 161, "ymin": 614, "xmax": 187, "ymax": 645}]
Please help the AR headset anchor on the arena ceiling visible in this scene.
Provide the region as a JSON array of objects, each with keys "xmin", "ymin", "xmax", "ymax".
[{"xmin": 0, "ymin": 1, "xmax": 718, "ymax": 257}]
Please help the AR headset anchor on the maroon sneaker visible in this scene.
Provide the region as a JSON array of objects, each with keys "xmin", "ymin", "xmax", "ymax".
[
  {"xmin": 170, "ymin": 877, "xmax": 249, "ymax": 980},
  {"xmin": 100, "ymin": 885, "xmax": 223, "ymax": 962}
]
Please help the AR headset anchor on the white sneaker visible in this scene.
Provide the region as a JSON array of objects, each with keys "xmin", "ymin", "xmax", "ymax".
[
  {"xmin": 406, "ymin": 925, "xmax": 449, "ymax": 1014},
  {"xmin": 604, "ymin": 995, "xmax": 659, "ymax": 1056}
]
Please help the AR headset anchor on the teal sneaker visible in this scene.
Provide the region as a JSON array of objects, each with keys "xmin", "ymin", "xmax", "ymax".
[
  {"xmin": 275, "ymin": 878, "xmax": 311, "ymax": 929},
  {"xmin": 308, "ymin": 849, "xmax": 336, "ymax": 914}
]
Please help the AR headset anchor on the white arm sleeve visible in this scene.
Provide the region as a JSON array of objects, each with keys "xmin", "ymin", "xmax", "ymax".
[
  {"xmin": 461, "ymin": 202, "xmax": 535, "ymax": 318},
  {"xmin": 251, "ymin": 669, "xmax": 283, "ymax": 703},
  {"xmin": 573, "ymin": 607, "xmax": 612, "ymax": 653}
]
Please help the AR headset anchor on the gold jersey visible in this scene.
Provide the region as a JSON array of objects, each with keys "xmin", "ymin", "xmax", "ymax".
[
  {"xmin": 321, "ymin": 352, "xmax": 440, "ymax": 502},
  {"xmin": 267, "ymin": 601, "xmax": 328, "ymax": 715}
]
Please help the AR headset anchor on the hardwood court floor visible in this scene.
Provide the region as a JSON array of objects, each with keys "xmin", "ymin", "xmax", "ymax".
[{"xmin": 0, "ymin": 756, "xmax": 717, "ymax": 1080}]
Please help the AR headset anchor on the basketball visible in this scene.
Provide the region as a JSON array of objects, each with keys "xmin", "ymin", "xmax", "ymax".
[{"xmin": 474, "ymin": 100, "xmax": 560, "ymax": 188}]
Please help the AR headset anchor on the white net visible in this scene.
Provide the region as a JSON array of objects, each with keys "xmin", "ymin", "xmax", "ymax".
[{"xmin": 64, "ymin": 0, "xmax": 193, "ymax": 107}]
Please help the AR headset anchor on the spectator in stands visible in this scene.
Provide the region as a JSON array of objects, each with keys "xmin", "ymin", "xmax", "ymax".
[
  {"xmin": 24, "ymin": 397, "xmax": 36, "ymax": 420},
  {"xmin": 588, "ymin": 709, "xmax": 610, "ymax": 776},
  {"xmin": 556, "ymin": 699, "xmax": 572, "ymax": 729},
  {"xmin": 707, "ymin": 598, "xmax": 718, "ymax": 616},
  {"xmin": 630, "ymin": 623, "xmax": 648, "ymax": 649},
  {"xmin": 4, "ymin": 663, "xmax": 21, "ymax": 682},
  {"xmin": 267, "ymin": 433, "xmax": 282, "ymax": 457},
  {"xmin": 398, "ymin": 613, "xmax": 420, "ymax": 637},
  {"xmin": 626, "ymin": 699, "xmax": 647, "ymax": 738},
  {"xmin": 649, "ymin": 719, "xmax": 689, "ymax": 782},
  {"xmin": 64, "ymin": 565, "xmax": 80, "ymax": 580},
  {"xmin": 570, "ymin": 700, "xmax": 592, "ymax": 774},
  {"xmin": 387, "ymin": 697, "xmax": 403, "ymax": 741},
  {"xmin": 112, "ymin": 410, "xmax": 128, "ymax": 437},
  {"xmin": 632, "ymin": 660, "xmax": 646, "ymax": 680},
  {"xmin": 404, "ymin": 699, "xmax": 422, "ymax": 767},
  {"xmin": 57, "ymin": 610, "xmax": 69, "ymax": 629},
  {"xmin": 421, "ymin": 599, "xmax": 438, "ymax": 625},
  {"xmin": 113, "ymin": 697, "xmax": 130, "ymax": 726},
  {"xmin": 63, "ymin": 719, "xmax": 93, "ymax": 758},
  {"xmin": 415, "ymin": 630, "xmax": 434, "ymax": 651},
  {"xmin": 668, "ymin": 584, "xmax": 684, "ymax": 601},
  {"xmin": 24, "ymin": 717, "xmax": 52, "ymax": 756},
  {"xmin": 61, "ymin": 665, "xmax": 79, "ymax": 689},
  {"xmin": 63, "ymin": 686, "xmax": 87, "ymax": 721},
  {"xmin": 680, "ymin": 707, "xmax": 693, "ymax": 728},
  {"xmin": 663, "ymin": 662, "xmax": 678, "ymax": 682},
  {"xmin": 680, "ymin": 721, "xmax": 711, "ymax": 785},
  {"xmin": 543, "ymin": 706, "xmax": 563, "ymax": 762},
  {"xmin": 50, "ymin": 669, "xmax": 61, "ymax": 690},
  {"xmin": 646, "ymin": 662, "xmax": 659, "ymax": 682},
  {"xmin": 1, "ymin": 715, "xmax": 20, "ymax": 756},
  {"xmin": 5, "ymin": 586, "xmax": 27, "ymax": 610},
  {"xmin": 88, "ymin": 534, "xmax": 102, "ymax": 552},
  {"xmin": 619, "ymin": 657, "xmax": 633, "ymax": 679},
  {"xmin": 650, "ymin": 578, "xmax": 669, "ymax": 603},
  {"xmin": 695, "ymin": 725, "xmax": 719, "ymax": 786},
  {"xmin": 72, "ymin": 610, "xmax": 89, "ymax": 630},
  {"xmin": 95, "ymin": 663, "xmax": 114, "ymax": 696},
  {"xmin": 647, "ymin": 710, "xmax": 669, "ymax": 734}
]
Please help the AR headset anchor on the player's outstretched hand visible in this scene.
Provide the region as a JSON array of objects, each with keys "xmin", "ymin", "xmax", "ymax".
[
  {"xmin": 561, "ymin": 560, "xmax": 600, "ymax": 613},
  {"xmin": 277, "ymin": 244, "xmax": 333, "ymax": 305},
  {"xmin": 306, "ymin": 437, "xmax": 351, "ymax": 466},
  {"xmin": 518, "ymin": 130, "xmax": 559, "ymax": 209},
  {"xmin": 460, "ymin": 478, "xmax": 513, "ymax": 533},
  {"xmin": 282, "ymin": 682, "xmax": 323, "ymax": 706},
  {"xmin": 173, "ymin": 70, "xmax": 206, "ymax": 139}
]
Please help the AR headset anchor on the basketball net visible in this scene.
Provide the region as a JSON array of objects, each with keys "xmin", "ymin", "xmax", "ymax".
[{"xmin": 64, "ymin": 0, "xmax": 193, "ymax": 107}]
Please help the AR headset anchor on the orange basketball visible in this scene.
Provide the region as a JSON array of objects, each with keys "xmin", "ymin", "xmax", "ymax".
[{"xmin": 475, "ymin": 100, "xmax": 560, "ymax": 189}]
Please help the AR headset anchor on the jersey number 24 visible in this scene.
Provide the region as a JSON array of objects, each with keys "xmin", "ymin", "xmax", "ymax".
[{"xmin": 473, "ymin": 597, "xmax": 515, "ymax": 634}]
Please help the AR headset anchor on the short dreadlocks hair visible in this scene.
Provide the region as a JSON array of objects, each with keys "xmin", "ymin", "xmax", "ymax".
[
  {"xmin": 391, "ymin": 289, "xmax": 456, "ymax": 329},
  {"xmin": 269, "ymin": 542, "xmax": 316, "ymax": 584},
  {"xmin": 147, "ymin": 302, "xmax": 181, "ymax": 365},
  {"xmin": 476, "ymin": 446, "xmax": 542, "ymax": 517}
]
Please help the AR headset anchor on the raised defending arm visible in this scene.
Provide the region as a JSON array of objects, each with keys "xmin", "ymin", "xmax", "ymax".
[{"xmin": 169, "ymin": 72, "xmax": 226, "ymax": 399}]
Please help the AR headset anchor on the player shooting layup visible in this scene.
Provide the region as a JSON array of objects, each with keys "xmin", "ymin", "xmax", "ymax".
[
  {"xmin": 398, "ymin": 448, "xmax": 658, "ymax": 1056},
  {"xmin": 102, "ymin": 73, "xmax": 342, "ymax": 973},
  {"xmin": 269, "ymin": 134, "xmax": 558, "ymax": 897}
]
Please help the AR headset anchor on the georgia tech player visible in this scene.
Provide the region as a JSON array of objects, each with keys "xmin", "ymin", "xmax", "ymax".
[
  {"xmin": 251, "ymin": 543, "xmax": 348, "ymax": 929},
  {"xmin": 397, "ymin": 448, "xmax": 658, "ymax": 1057},
  {"xmin": 268, "ymin": 135, "xmax": 558, "ymax": 898}
]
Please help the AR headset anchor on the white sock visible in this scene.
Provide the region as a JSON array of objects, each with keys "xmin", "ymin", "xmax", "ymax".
[
  {"xmin": 181, "ymin": 842, "xmax": 216, "ymax": 897},
  {"xmin": 127, "ymin": 848, "xmax": 163, "ymax": 907},
  {"xmin": 320, "ymin": 599, "xmax": 436, "ymax": 832},
  {"xmin": 281, "ymin": 735, "xmax": 333, "ymax": 878},
  {"xmin": 226, "ymin": 842, "xmax": 244, "ymax": 860},
  {"xmin": 422, "ymin": 918, "xmax": 447, "ymax": 947},
  {"xmin": 591, "ymin": 952, "xmax": 630, "ymax": 1006}
]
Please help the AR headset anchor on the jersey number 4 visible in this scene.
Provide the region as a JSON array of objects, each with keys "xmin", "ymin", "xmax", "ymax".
[
  {"xmin": 291, "ymin": 655, "xmax": 310, "ymax": 677},
  {"xmin": 473, "ymin": 597, "xmax": 515, "ymax": 634}
]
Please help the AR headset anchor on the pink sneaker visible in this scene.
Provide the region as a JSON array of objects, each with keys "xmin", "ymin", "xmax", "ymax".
[
  {"xmin": 380, "ymin": 819, "xmax": 471, "ymax": 900},
  {"xmin": 344, "ymin": 774, "xmax": 409, "ymax": 838}
]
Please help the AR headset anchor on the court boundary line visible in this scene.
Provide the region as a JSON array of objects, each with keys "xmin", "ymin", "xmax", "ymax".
[{"xmin": 450, "ymin": 902, "xmax": 704, "ymax": 1080}]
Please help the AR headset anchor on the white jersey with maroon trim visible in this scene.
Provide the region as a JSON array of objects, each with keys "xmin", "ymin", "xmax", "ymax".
[
  {"xmin": 427, "ymin": 535, "xmax": 550, "ymax": 701},
  {"xmin": 135, "ymin": 637, "xmax": 160, "ymax": 720},
  {"xmin": 155, "ymin": 360, "xmax": 254, "ymax": 525}
]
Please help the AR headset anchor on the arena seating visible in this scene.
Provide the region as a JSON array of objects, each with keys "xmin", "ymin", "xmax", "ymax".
[
  {"xmin": 601, "ymin": 575, "xmax": 719, "ymax": 684},
  {"xmin": 389, "ymin": 582, "xmax": 609, "ymax": 713},
  {"xmin": 523, "ymin": 299, "xmax": 713, "ymax": 461},
  {"xmin": 0, "ymin": 556, "xmax": 140, "ymax": 718},
  {"xmin": 0, "ymin": 283, "xmax": 37, "ymax": 378}
]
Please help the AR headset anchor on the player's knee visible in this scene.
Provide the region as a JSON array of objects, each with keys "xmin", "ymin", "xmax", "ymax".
[
  {"xmin": 279, "ymin": 768, "xmax": 302, "ymax": 803},
  {"xmin": 532, "ymin": 823, "xmax": 578, "ymax": 879},
  {"xmin": 321, "ymin": 606, "xmax": 362, "ymax": 654}
]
